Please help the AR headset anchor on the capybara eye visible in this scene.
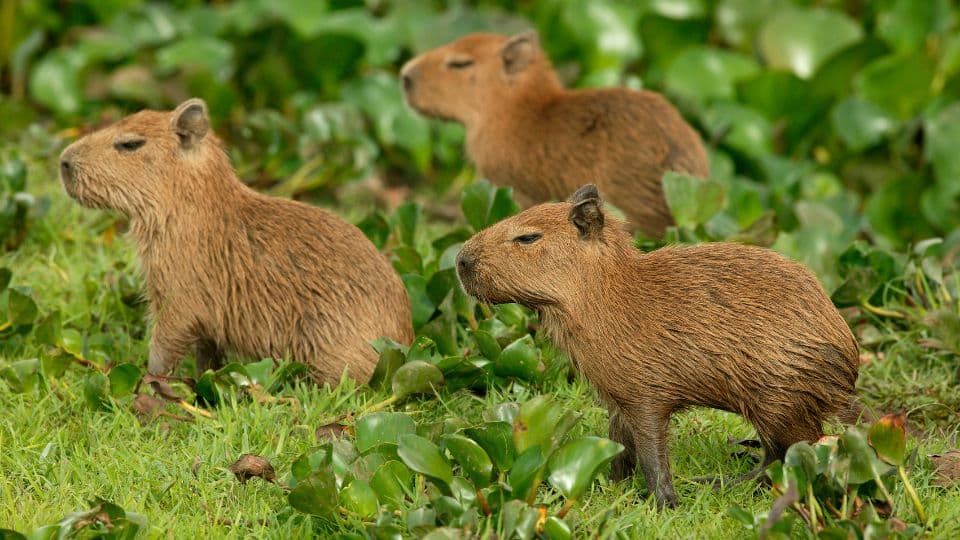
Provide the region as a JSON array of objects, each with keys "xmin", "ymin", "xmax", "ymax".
[
  {"xmin": 513, "ymin": 233, "xmax": 542, "ymax": 245},
  {"xmin": 445, "ymin": 58, "xmax": 475, "ymax": 69},
  {"xmin": 114, "ymin": 139, "xmax": 146, "ymax": 152}
]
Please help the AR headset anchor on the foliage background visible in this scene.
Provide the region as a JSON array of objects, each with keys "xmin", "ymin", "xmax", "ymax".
[{"xmin": 1, "ymin": 0, "xmax": 959, "ymax": 538}]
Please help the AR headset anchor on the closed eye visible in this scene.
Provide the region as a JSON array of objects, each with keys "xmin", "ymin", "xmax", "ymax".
[
  {"xmin": 513, "ymin": 233, "xmax": 542, "ymax": 245},
  {"xmin": 446, "ymin": 58, "xmax": 474, "ymax": 69},
  {"xmin": 114, "ymin": 139, "xmax": 146, "ymax": 152}
]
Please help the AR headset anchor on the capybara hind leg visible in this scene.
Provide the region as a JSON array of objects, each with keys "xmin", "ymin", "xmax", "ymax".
[
  {"xmin": 196, "ymin": 340, "xmax": 225, "ymax": 374},
  {"xmin": 608, "ymin": 408, "xmax": 637, "ymax": 481},
  {"xmin": 147, "ymin": 318, "xmax": 196, "ymax": 375}
]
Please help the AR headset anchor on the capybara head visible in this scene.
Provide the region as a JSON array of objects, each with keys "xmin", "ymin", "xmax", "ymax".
[
  {"xmin": 400, "ymin": 30, "xmax": 558, "ymax": 124},
  {"xmin": 456, "ymin": 184, "xmax": 632, "ymax": 306},
  {"xmin": 58, "ymin": 98, "xmax": 223, "ymax": 216}
]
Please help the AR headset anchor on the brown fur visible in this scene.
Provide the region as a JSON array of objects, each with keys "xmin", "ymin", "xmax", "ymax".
[
  {"xmin": 401, "ymin": 31, "xmax": 709, "ymax": 238},
  {"xmin": 456, "ymin": 185, "xmax": 859, "ymax": 508},
  {"xmin": 59, "ymin": 98, "xmax": 414, "ymax": 383}
]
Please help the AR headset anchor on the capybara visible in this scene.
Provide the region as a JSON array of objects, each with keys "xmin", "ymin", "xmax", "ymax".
[
  {"xmin": 455, "ymin": 184, "xmax": 859, "ymax": 508},
  {"xmin": 401, "ymin": 31, "xmax": 709, "ymax": 238},
  {"xmin": 59, "ymin": 98, "xmax": 414, "ymax": 383}
]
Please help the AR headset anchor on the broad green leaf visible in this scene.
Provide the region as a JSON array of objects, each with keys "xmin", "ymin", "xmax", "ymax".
[
  {"xmin": 355, "ymin": 412, "xmax": 416, "ymax": 454},
  {"xmin": 264, "ymin": 361, "xmax": 308, "ymax": 393},
  {"xmin": 288, "ymin": 469, "xmax": 338, "ymax": 516},
  {"xmin": 0, "ymin": 268, "xmax": 10, "ymax": 292},
  {"xmin": 369, "ymin": 460, "xmax": 413, "ymax": 508},
  {"xmin": 0, "ymin": 528, "xmax": 27, "ymax": 540},
  {"xmin": 547, "ymin": 437, "xmax": 624, "ymax": 500},
  {"xmin": 194, "ymin": 370, "xmax": 221, "ymax": 405},
  {"xmin": 662, "ymin": 172, "xmax": 726, "ymax": 228},
  {"xmin": 877, "ymin": 0, "xmax": 954, "ymax": 54},
  {"xmin": 703, "ymin": 103, "xmax": 773, "ymax": 158},
  {"xmin": 838, "ymin": 427, "xmax": 890, "ymax": 485},
  {"xmin": 390, "ymin": 360, "xmax": 443, "ymax": 399},
  {"xmin": 715, "ymin": 0, "xmax": 787, "ymax": 50},
  {"xmin": 391, "ymin": 201, "xmax": 420, "ymax": 246},
  {"xmin": 466, "ymin": 422, "xmax": 516, "ymax": 473},
  {"xmin": 402, "ymin": 273, "xmax": 434, "ymax": 329},
  {"xmin": 107, "ymin": 363, "xmax": 142, "ymax": 398},
  {"xmin": 473, "ymin": 330, "xmax": 501, "ymax": 361},
  {"xmin": 461, "ymin": 179, "xmax": 498, "ymax": 232},
  {"xmin": 29, "ymin": 50, "xmax": 84, "ymax": 115},
  {"xmin": 664, "ymin": 47, "xmax": 759, "ymax": 104},
  {"xmin": 407, "ymin": 335, "xmax": 438, "ymax": 363},
  {"xmin": 493, "ymin": 335, "xmax": 541, "ymax": 382},
  {"xmin": 368, "ymin": 348, "xmax": 406, "ymax": 391},
  {"xmin": 925, "ymin": 104, "xmax": 960, "ymax": 187},
  {"xmin": 442, "ymin": 434, "xmax": 493, "ymax": 488},
  {"xmin": 507, "ymin": 446, "xmax": 546, "ymax": 503},
  {"xmin": 831, "ymin": 97, "xmax": 899, "ymax": 151},
  {"xmin": 397, "ymin": 434, "xmax": 454, "ymax": 492},
  {"xmin": 855, "ymin": 52, "xmax": 935, "ymax": 119},
  {"xmin": 500, "ymin": 500, "xmax": 539, "ymax": 540},
  {"xmin": 542, "ymin": 516, "xmax": 573, "ymax": 540},
  {"xmin": 267, "ymin": 0, "xmax": 329, "ymax": 38},
  {"xmin": 340, "ymin": 478, "xmax": 379, "ymax": 518},
  {"xmin": 83, "ymin": 372, "xmax": 111, "ymax": 411},
  {"xmin": 7, "ymin": 289, "xmax": 38, "ymax": 326},
  {"xmin": 759, "ymin": 7, "xmax": 863, "ymax": 79},
  {"xmin": 867, "ymin": 412, "xmax": 907, "ymax": 466},
  {"xmin": 513, "ymin": 395, "xmax": 580, "ymax": 458},
  {"xmin": 783, "ymin": 442, "xmax": 817, "ymax": 493}
]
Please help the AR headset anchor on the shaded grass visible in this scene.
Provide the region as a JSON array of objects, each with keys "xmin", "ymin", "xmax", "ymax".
[{"xmin": 2, "ymin": 155, "xmax": 960, "ymax": 538}]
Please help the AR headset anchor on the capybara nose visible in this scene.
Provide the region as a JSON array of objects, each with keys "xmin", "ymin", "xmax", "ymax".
[
  {"xmin": 402, "ymin": 73, "xmax": 414, "ymax": 92},
  {"xmin": 400, "ymin": 62, "xmax": 417, "ymax": 93},
  {"xmin": 457, "ymin": 250, "xmax": 474, "ymax": 277},
  {"xmin": 59, "ymin": 158, "xmax": 73, "ymax": 182}
]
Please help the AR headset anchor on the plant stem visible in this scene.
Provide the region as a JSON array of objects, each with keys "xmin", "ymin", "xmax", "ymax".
[
  {"xmin": 479, "ymin": 303, "xmax": 494, "ymax": 319},
  {"xmin": 177, "ymin": 399, "xmax": 215, "ymax": 419},
  {"xmin": 898, "ymin": 465, "xmax": 927, "ymax": 525},
  {"xmin": 860, "ymin": 299, "xmax": 906, "ymax": 319},
  {"xmin": 807, "ymin": 483, "xmax": 818, "ymax": 532},
  {"xmin": 557, "ymin": 498, "xmax": 576, "ymax": 519},
  {"xmin": 870, "ymin": 466, "xmax": 895, "ymax": 509},
  {"xmin": 476, "ymin": 489, "xmax": 491, "ymax": 516},
  {"xmin": 358, "ymin": 394, "xmax": 399, "ymax": 416}
]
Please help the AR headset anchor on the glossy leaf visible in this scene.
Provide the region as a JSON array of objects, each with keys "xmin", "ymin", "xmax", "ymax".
[
  {"xmin": 369, "ymin": 460, "xmax": 413, "ymax": 508},
  {"xmin": 493, "ymin": 335, "xmax": 541, "ymax": 382},
  {"xmin": 868, "ymin": 412, "xmax": 908, "ymax": 466},
  {"xmin": 466, "ymin": 422, "xmax": 516, "ymax": 473},
  {"xmin": 442, "ymin": 434, "xmax": 493, "ymax": 488},
  {"xmin": 355, "ymin": 412, "xmax": 416, "ymax": 454},
  {"xmin": 288, "ymin": 469, "xmax": 339, "ymax": 516},
  {"xmin": 390, "ymin": 360, "xmax": 443, "ymax": 399},
  {"xmin": 107, "ymin": 363, "xmax": 142, "ymax": 398},
  {"xmin": 759, "ymin": 7, "xmax": 863, "ymax": 78},
  {"xmin": 662, "ymin": 172, "xmax": 727, "ymax": 228},
  {"xmin": 547, "ymin": 437, "xmax": 624, "ymax": 500},
  {"xmin": 397, "ymin": 434, "xmax": 454, "ymax": 491},
  {"xmin": 340, "ymin": 478, "xmax": 379, "ymax": 518}
]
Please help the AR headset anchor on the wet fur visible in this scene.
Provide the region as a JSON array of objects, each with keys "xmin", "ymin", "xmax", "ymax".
[
  {"xmin": 456, "ymin": 188, "xmax": 859, "ymax": 508},
  {"xmin": 59, "ymin": 99, "xmax": 414, "ymax": 383},
  {"xmin": 402, "ymin": 32, "xmax": 709, "ymax": 237}
]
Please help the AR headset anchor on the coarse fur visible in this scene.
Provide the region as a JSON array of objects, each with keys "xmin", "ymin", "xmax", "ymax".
[
  {"xmin": 401, "ymin": 31, "xmax": 709, "ymax": 238},
  {"xmin": 59, "ymin": 98, "xmax": 414, "ymax": 383},
  {"xmin": 456, "ymin": 185, "xmax": 860, "ymax": 508}
]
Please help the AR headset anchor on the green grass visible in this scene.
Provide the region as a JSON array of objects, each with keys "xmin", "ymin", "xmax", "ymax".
[{"xmin": 3, "ymin": 148, "xmax": 960, "ymax": 539}]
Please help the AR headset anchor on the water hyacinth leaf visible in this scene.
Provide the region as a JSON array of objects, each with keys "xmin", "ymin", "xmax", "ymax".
[
  {"xmin": 514, "ymin": 395, "xmax": 581, "ymax": 458},
  {"xmin": 194, "ymin": 370, "xmax": 221, "ymax": 405},
  {"xmin": 662, "ymin": 172, "xmax": 727, "ymax": 228},
  {"xmin": 391, "ymin": 201, "xmax": 420, "ymax": 246},
  {"xmin": 664, "ymin": 47, "xmax": 759, "ymax": 104},
  {"xmin": 29, "ymin": 49, "xmax": 84, "ymax": 115},
  {"xmin": 868, "ymin": 412, "xmax": 907, "ymax": 466},
  {"xmin": 924, "ymin": 104, "xmax": 960, "ymax": 187},
  {"xmin": 434, "ymin": 355, "xmax": 486, "ymax": 392},
  {"xmin": 83, "ymin": 372, "xmax": 111, "ymax": 411},
  {"xmin": 0, "ymin": 529, "xmax": 26, "ymax": 540},
  {"xmin": 831, "ymin": 97, "xmax": 899, "ymax": 151},
  {"xmin": 7, "ymin": 289, "xmax": 38, "ymax": 326},
  {"xmin": 155, "ymin": 37, "xmax": 234, "ymax": 81},
  {"xmin": 244, "ymin": 358, "xmax": 274, "ymax": 386},
  {"xmin": 500, "ymin": 500, "xmax": 539, "ymax": 540},
  {"xmin": 107, "ymin": 363, "xmax": 142, "ymax": 398},
  {"xmin": 442, "ymin": 434, "xmax": 493, "ymax": 488},
  {"xmin": 369, "ymin": 347, "xmax": 406, "ymax": 391},
  {"xmin": 461, "ymin": 179, "xmax": 519, "ymax": 232},
  {"xmin": 702, "ymin": 103, "xmax": 774, "ymax": 158},
  {"xmin": 397, "ymin": 434, "xmax": 454, "ymax": 492},
  {"xmin": 370, "ymin": 460, "xmax": 413, "ymax": 508},
  {"xmin": 508, "ymin": 445, "xmax": 546, "ymax": 503},
  {"xmin": 355, "ymin": 412, "xmax": 416, "ymax": 454},
  {"xmin": 855, "ymin": 52, "xmax": 935, "ymax": 119},
  {"xmin": 407, "ymin": 506, "xmax": 438, "ymax": 535},
  {"xmin": 714, "ymin": 0, "xmax": 786, "ymax": 50},
  {"xmin": 494, "ymin": 335, "xmax": 541, "ymax": 382},
  {"xmin": 265, "ymin": 361, "xmax": 308, "ymax": 393},
  {"xmin": 288, "ymin": 469, "xmax": 339, "ymax": 516},
  {"xmin": 547, "ymin": 437, "xmax": 624, "ymax": 500},
  {"xmin": 876, "ymin": 0, "xmax": 954, "ymax": 54},
  {"xmin": 542, "ymin": 516, "xmax": 573, "ymax": 540},
  {"xmin": 473, "ymin": 330, "xmax": 501, "ymax": 361},
  {"xmin": 340, "ymin": 478, "xmax": 379, "ymax": 518},
  {"xmin": 466, "ymin": 422, "xmax": 515, "ymax": 473},
  {"xmin": 783, "ymin": 441, "xmax": 817, "ymax": 493},
  {"xmin": 0, "ymin": 268, "xmax": 10, "ymax": 292},
  {"xmin": 759, "ymin": 7, "xmax": 863, "ymax": 79},
  {"xmin": 402, "ymin": 273, "xmax": 434, "ymax": 330},
  {"xmin": 391, "ymin": 360, "xmax": 443, "ymax": 399},
  {"xmin": 839, "ymin": 427, "xmax": 889, "ymax": 485}
]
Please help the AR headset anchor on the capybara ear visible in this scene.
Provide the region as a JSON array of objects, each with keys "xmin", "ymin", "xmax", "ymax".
[
  {"xmin": 171, "ymin": 98, "xmax": 209, "ymax": 149},
  {"xmin": 569, "ymin": 189, "xmax": 604, "ymax": 240},
  {"xmin": 568, "ymin": 184, "xmax": 601, "ymax": 204},
  {"xmin": 500, "ymin": 30, "xmax": 539, "ymax": 75}
]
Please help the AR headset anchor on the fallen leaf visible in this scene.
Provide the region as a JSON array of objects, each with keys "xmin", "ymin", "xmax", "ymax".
[
  {"xmin": 192, "ymin": 456, "xmax": 202, "ymax": 477},
  {"xmin": 229, "ymin": 454, "xmax": 276, "ymax": 484},
  {"xmin": 930, "ymin": 450, "xmax": 960, "ymax": 488},
  {"xmin": 142, "ymin": 374, "xmax": 183, "ymax": 402},
  {"xmin": 132, "ymin": 393, "xmax": 164, "ymax": 422},
  {"xmin": 316, "ymin": 417, "xmax": 347, "ymax": 441}
]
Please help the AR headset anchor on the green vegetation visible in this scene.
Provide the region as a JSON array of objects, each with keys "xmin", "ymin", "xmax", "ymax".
[{"xmin": 1, "ymin": 0, "xmax": 959, "ymax": 538}]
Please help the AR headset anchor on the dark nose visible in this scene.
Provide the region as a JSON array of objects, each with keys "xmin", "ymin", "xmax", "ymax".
[
  {"xmin": 59, "ymin": 158, "xmax": 73, "ymax": 182},
  {"xmin": 402, "ymin": 73, "xmax": 414, "ymax": 92},
  {"xmin": 457, "ymin": 250, "xmax": 474, "ymax": 277}
]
